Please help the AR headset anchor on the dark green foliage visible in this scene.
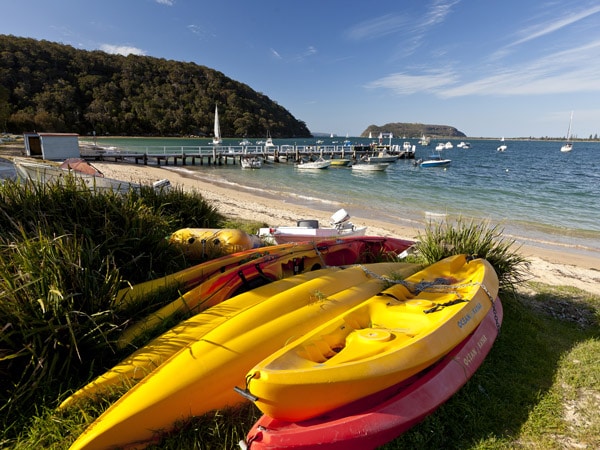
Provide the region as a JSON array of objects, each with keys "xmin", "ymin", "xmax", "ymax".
[
  {"xmin": 0, "ymin": 35, "xmax": 311, "ymax": 137},
  {"xmin": 0, "ymin": 176, "xmax": 224, "ymax": 435}
]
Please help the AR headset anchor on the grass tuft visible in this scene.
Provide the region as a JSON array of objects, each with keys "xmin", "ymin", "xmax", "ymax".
[
  {"xmin": 0, "ymin": 176, "xmax": 224, "ymax": 437},
  {"xmin": 414, "ymin": 217, "xmax": 530, "ymax": 291}
]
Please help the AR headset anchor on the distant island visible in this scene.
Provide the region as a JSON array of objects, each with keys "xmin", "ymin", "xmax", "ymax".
[{"xmin": 362, "ymin": 123, "xmax": 466, "ymax": 139}]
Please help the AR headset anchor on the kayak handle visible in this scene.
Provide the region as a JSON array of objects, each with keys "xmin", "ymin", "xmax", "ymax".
[{"xmin": 234, "ymin": 386, "xmax": 259, "ymax": 402}]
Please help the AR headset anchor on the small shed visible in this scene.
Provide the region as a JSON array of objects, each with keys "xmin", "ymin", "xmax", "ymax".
[{"xmin": 23, "ymin": 132, "xmax": 80, "ymax": 160}]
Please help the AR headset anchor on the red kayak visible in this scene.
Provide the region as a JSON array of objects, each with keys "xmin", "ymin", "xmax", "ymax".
[{"xmin": 243, "ymin": 297, "xmax": 503, "ymax": 450}]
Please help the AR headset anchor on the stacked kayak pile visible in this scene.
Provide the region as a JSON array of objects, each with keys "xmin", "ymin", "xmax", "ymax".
[
  {"xmin": 242, "ymin": 254, "xmax": 502, "ymax": 449},
  {"xmin": 64, "ymin": 235, "xmax": 417, "ymax": 449},
  {"xmin": 64, "ymin": 234, "xmax": 502, "ymax": 450}
]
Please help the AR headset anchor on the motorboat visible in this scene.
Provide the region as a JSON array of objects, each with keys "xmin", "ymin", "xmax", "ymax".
[
  {"xmin": 240, "ymin": 156, "xmax": 262, "ymax": 169},
  {"xmin": 367, "ymin": 149, "xmax": 398, "ymax": 163},
  {"xmin": 456, "ymin": 141, "xmax": 471, "ymax": 149},
  {"xmin": 420, "ymin": 152, "xmax": 451, "ymax": 168},
  {"xmin": 258, "ymin": 209, "xmax": 367, "ymax": 244},
  {"xmin": 351, "ymin": 162, "xmax": 390, "ymax": 172},
  {"xmin": 296, "ymin": 157, "xmax": 331, "ymax": 170}
]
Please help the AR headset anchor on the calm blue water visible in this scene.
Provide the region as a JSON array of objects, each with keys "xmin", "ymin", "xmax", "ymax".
[{"xmin": 92, "ymin": 137, "xmax": 600, "ymax": 258}]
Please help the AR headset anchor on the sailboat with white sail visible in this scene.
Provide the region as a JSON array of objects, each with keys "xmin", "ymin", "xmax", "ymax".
[
  {"xmin": 560, "ymin": 111, "xmax": 574, "ymax": 152},
  {"xmin": 212, "ymin": 105, "xmax": 222, "ymax": 145}
]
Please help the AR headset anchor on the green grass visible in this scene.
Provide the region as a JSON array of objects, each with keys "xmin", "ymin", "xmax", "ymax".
[
  {"xmin": 1, "ymin": 178, "xmax": 598, "ymax": 449},
  {"xmin": 0, "ymin": 175, "xmax": 225, "ymax": 440}
]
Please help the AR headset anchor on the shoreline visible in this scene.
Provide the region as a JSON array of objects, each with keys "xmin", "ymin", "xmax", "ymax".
[{"xmin": 90, "ymin": 160, "xmax": 600, "ymax": 296}]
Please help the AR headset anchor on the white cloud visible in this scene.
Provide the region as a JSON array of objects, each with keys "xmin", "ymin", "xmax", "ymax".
[
  {"xmin": 510, "ymin": 4, "xmax": 600, "ymax": 48},
  {"xmin": 270, "ymin": 48, "xmax": 282, "ymax": 59},
  {"xmin": 345, "ymin": 14, "xmax": 409, "ymax": 41},
  {"xmin": 100, "ymin": 44, "xmax": 147, "ymax": 56},
  {"xmin": 155, "ymin": 0, "xmax": 175, "ymax": 5},
  {"xmin": 365, "ymin": 68, "xmax": 459, "ymax": 95},
  {"xmin": 367, "ymin": 37, "xmax": 600, "ymax": 99}
]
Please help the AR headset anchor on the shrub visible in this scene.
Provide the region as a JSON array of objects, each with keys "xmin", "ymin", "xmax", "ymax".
[{"xmin": 415, "ymin": 217, "xmax": 530, "ymax": 290}]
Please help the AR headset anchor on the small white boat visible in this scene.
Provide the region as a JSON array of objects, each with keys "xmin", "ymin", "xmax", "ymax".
[
  {"xmin": 367, "ymin": 149, "xmax": 398, "ymax": 163},
  {"xmin": 456, "ymin": 141, "xmax": 470, "ymax": 149},
  {"xmin": 435, "ymin": 143, "xmax": 445, "ymax": 151},
  {"xmin": 420, "ymin": 150, "xmax": 451, "ymax": 168},
  {"xmin": 240, "ymin": 156, "xmax": 262, "ymax": 169},
  {"xmin": 351, "ymin": 162, "xmax": 390, "ymax": 172},
  {"xmin": 497, "ymin": 137, "xmax": 507, "ymax": 152},
  {"xmin": 264, "ymin": 131, "xmax": 275, "ymax": 149},
  {"xmin": 296, "ymin": 157, "xmax": 331, "ymax": 170},
  {"xmin": 239, "ymin": 138, "xmax": 252, "ymax": 146},
  {"xmin": 444, "ymin": 141, "xmax": 453, "ymax": 149},
  {"xmin": 258, "ymin": 209, "xmax": 367, "ymax": 245},
  {"xmin": 561, "ymin": 111, "xmax": 574, "ymax": 152}
]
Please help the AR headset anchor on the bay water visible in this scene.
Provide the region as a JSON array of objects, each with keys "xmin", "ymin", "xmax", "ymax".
[{"xmin": 92, "ymin": 137, "xmax": 600, "ymax": 259}]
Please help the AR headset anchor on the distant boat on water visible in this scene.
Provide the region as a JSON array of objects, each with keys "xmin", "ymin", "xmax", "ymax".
[
  {"xmin": 265, "ymin": 131, "xmax": 275, "ymax": 149},
  {"xmin": 497, "ymin": 137, "xmax": 507, "ymax": 152},
  {"xmin": 561, "ymin": 111, "xmax": 574, "ymax": 153}
]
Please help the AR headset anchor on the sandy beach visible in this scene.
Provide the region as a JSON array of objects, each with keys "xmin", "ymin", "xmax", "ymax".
[{"xmin": 89, "ymin": 160, "xmax": 600, "ymax": 296}]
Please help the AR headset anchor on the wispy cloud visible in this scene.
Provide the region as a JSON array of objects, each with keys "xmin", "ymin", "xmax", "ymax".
[
  {"xmin": 345, "ymin": 0, "xmax": 460, "ymax": 60},
  {"xmin": 509, "ymin": 4, "xmax": 600, "ymax": 48},
  {"xmin": 269, "ymin": 46, "xmax": 317, "ymax": 63},
  {"xmin": 441, "ymin": 38, "xmax": 600, "ymax": 97},
  {"xmin": 345, "ymin": 14, "xmax": 410, "ymax": 41},
  {"xmin": 367, "ymin": 37, "xmax": 600, "ymax": 99},
  {"xmin": 100, "ymin": 44, "xmax": 147, "ymax": 56},
  {"xmin": 155, "ymin": 0, "xmax": 175, "ymax": 5},
  {"xmin": 187, "ymin": 24, "xmax": 215, "ymax": 40},
  {"xmin": 365, "ymin": 68, "xmax": 459, "ymax": 95},
  {"xmin": 490, "ymin": 3, "xmax": 600, "ymax": 60},
  {"xmin": 270, "ymin": 48, "xmax": 282, "ymax": 59},
  {"xmin": 421, "ymin": 0, "xmax": 460, "ymax": 28},
  {"xmin": 291, "ymin": 46, "xmax": 317, "ymax": 62}
]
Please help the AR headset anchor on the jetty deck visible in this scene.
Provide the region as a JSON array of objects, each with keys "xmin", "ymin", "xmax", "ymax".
[{"xmin": 81, "ymin": 144, "xmax": 414, "ymax": 166}]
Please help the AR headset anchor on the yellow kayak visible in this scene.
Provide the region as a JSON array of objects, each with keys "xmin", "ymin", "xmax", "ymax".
[
  {"xmin": 243, "ymin": 254, "xmax": 499, "ymax": 421},
  {"xmin": 168, "ymin": 228, "xmax": 260, "ymax": 259},
  {"xmin": 69, "ymin": 262, "xmax": 420, "ymax": 450},
  {"xmin": 116, "ymin": 236, "xmax": 414, "ymax": 348},
  {"xmin": 115, "ymin": 242, "xmax": 296, "ymax": 306},
  {"xmin": 58, "ymin": 267, "xmax": 335, "ymax": 410}
]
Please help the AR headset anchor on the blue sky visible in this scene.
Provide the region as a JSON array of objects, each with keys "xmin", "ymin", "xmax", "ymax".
[{"xmin": 3, "ymin": 0, "xmax": 600, "ymax": 138}]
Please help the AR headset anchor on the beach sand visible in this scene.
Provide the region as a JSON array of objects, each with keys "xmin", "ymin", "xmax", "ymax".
[{"xmin": 91, "ymin": 160, "xmax": 600, "ymax": 296}]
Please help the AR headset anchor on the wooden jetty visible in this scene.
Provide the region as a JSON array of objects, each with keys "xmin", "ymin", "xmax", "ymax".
[{"xmin": 81, "ymin": 144, "xmax": 414, "ymax": 166}]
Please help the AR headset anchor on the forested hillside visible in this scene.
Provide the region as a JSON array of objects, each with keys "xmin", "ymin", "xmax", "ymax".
[{"xmin": 0, "ymin": 35, "xmax": 311, "ymax": 138}]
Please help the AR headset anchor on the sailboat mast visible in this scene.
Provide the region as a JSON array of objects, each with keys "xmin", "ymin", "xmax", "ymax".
[
  {"xmin": 566, "ymin": 111, "xmax": 573, "ymax": 140},
  {"xmin": 214, "ymin": 105, "xmax": 220, "ymax": 139}
]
